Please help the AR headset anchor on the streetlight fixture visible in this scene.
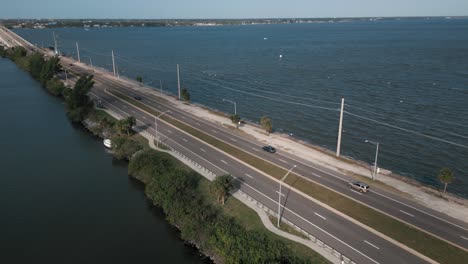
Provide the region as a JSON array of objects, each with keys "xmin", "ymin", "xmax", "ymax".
[
  {"xmin": 155, "ymin": 110, "xmax": 171, "ymax": 148},
  {"xmin": 222, "ymin": 98, "xmax": 237, "ymax": 115},
  {"xmin": 277, "ymin": 165, "xmax": 296, "ymax": 228},
  {"xmin": 365, "ymin": 139, "xmax": 379, "ymax": 180}
]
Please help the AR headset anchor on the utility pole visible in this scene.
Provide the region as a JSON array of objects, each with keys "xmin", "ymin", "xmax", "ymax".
[
  {"xmin": 365, "ymin": 140, "xmax": 380, "ymax": 180},
  {"xmin": 111, "ymin": 50, "xmax": 116, "ymax": 76},
  {"xmin": 159, "ymin": 79, "xmax": 163, "ymax": 92},
  {"xmin": 278, "ymin": 165, "xmax": 296, "ymax": 228},
  {"xmin": 88, "ymin": 57, "xmax": 93, "ymax": 67},
  {"xmin": 336, "ymin": 98, "xmax": 344, "ymax": 157},
  {"xmin": 116, "ymin": 63, "xmax": 120, "ymax": 78},
  {"xmin": 76, "ymin": 42, "xmax": 80, "ymax": 62},
  {"xmin": 177, "ymin": 64, "xmax": 181, "ymax": 100},
  {"xmin": 53, "ymin": 31, "xmax": 58, "ymax": 55},
  {"xmin": 154, "ymin": 110, "xmax": 170, "ymax": 148}
]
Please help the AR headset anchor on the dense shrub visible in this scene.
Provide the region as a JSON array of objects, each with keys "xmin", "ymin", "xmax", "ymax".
[{"xmin": 129, "ymin": 149, "xmax": 311, "ymax": 264}]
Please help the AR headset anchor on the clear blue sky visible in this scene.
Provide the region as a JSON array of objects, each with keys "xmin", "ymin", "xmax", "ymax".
[{"xmin": 2, "ymin": 0, "xmax": 468, "ymax": 19}]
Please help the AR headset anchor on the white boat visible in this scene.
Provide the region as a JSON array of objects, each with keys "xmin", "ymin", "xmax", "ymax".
[{"xmin": 103, "ymin": 139, "xmax": 112, "ymax": 148}]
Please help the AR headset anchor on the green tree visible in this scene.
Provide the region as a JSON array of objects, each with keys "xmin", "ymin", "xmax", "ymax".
[
  {"xmin": 136, "ymin": 75, "xmax": 143, "ymax": 83},
  {"xmin": 260, "ymin": 116, "xmax": 273, "ymax": 135},
  {"xmin": 111, "ymin": 135, "xmax": 143, "ymax": 160},
  {"xmin": 28, "ymin": 52, "xmax": 45, "ymax": 80},
  {"xmin": 181, "ymin": 88, "xmax": 190, "ymax": 102},
  {"xmin": 65, "ymin": 74, "xmax": 94, "ymax": 122},
  {"xmin": 438, "ymin": 168, "xmax": 454, "ymax": 194},
  {"xmin": 45, "ymin": 77, "xmax": 65, "ymax": 96},
  {"xmin": 210, "ymin": 175, "xmax": 234, "ymax": 205},
  {"xmin": 39, "ymin": 56, "xmax": 61, "ymax": 85},
  {"xmin": 230, "ymin": 114, "xmax": 240, "ymax": 124},
  {"xmin": 115, "ymin": 116, "xmax": 136, "ymax": 136},
  {"xmin": 12, "ymin": 46, "xmax": 27, "ymax": 58}
]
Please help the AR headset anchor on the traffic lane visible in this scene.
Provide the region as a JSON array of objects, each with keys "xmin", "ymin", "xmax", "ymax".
[
  {"xmin": 280, "ymin": 190, "xmax": 428, "ymax": 264},
  {"xmin": 91, "ymin": 89, "xmax": 229, "ymax": 177},
  {"xmin": 96, "ymin": 87, "xmax": 416, "ymax": 264},
  {"xmin": 76, "ymin": 63, "xmax": 468, "ymax": 249},
  {"xmin": 106, "ymin": 78, "xmax": 468, "ymax": 247}
]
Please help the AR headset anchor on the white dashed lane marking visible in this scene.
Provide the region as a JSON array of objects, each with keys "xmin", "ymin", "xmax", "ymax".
[
  {"xmin": 314, "ymin": 213, "xmax": 327, "ymax": 220},
  {"xmin": 245, "ymin": 173, "xmax": 253, "ymax": 178},
  {"xmin": 399, "ymin": 210, "xmax": 415, "ymax": 218},
  {"xmin": 364, "ymin": 240, "xmax": 380, "ymax": 250},
  {"xmin": 221, "ymin": 159, "xmax": 228, "ymax": 164},
  {"xmin": 276, "ymin": 191, "xmax": 286, "ymax": 197}
]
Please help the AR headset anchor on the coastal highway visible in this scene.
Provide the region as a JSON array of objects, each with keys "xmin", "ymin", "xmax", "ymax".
[
  {"xmin": 65, "ymin": 60, "xmax": 468, "ymax": 251},
  {"xmin": 88, "ymin": 81, "xmax": 428, "ymax": 264},
  {"xmin": 0, "ymin": 26, "xmax": 463, "ymax": 262}
]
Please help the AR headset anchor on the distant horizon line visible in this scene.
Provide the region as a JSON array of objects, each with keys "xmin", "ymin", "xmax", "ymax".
[{"xmin": 1, "ymin": 15, "xmax": 468, "ymax": 21}]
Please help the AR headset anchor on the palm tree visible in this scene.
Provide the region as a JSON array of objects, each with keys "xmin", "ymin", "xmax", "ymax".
[
  {"xmin": 210, "ymin": 175, "xmax": 234, "ymax": 205},
  {"xmin": 438, "ymin": 168, "xmax": 454, "ymax": 194}
]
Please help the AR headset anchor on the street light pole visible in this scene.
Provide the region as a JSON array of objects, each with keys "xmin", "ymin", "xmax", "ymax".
[
  {"xmin": 277, "ymin": 165, "xmax": 296, "ymax": 228},
  {"xmin": 365, "ymin": 139, "xmax": 379, "ymax": 180},
  {"xmin": 154, "ymin": 110, "xmax": 171, "ymax": 148},
  {"xmin": 222, "ymin": 99, "xmax": 237, "ymax": 115}
]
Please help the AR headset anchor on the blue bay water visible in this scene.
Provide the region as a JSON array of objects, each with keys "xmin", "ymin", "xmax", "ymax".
[
  {"xmin": 15, "ymin": 18, "xmax": 468, "ymax": 197},
  {"xmin": 0, "ymin": 58, "xmax": 206, "ymax": 263}
]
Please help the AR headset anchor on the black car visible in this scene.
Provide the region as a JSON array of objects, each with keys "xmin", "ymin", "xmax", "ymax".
[
  {"xmin": 262, "ymin": 145, "xmax": 276, "ymax": 153},
  {"xmin": 134, "ymin": 96, "xmax": 142, "ymax": 101}
]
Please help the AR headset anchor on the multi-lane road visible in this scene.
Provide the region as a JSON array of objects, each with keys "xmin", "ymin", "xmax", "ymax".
[{"xmin": 2, "ymin": 26, "xmax": 467, "ymax": 263}]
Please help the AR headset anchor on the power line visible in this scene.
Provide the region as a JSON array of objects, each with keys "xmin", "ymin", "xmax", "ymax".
[
  {"xmin": 344, "ymin": 111, "xmax": 468, "ymax": 149},
  {"xmin": 346, "ymin": 103, "xmax": 468, "ymax": 131},
  {"xmin": 345, "ymin": 104, "xmax": 468, "ymax": 139},
  {"xmin": 184, "ymin": 68, "xmax": 341, "ymax": 106},
  {"xmin": 187, "ymin": 74, "xmax": 340, "ymax": 112}
]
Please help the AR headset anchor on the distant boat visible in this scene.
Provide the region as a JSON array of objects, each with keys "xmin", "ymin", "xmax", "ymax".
[
  {"xmin": 264, "ymin": 37, "xmax": 268, "ymax": 40},
  {"xmin": 279, "ymin": 54, "xmax": 283, "ymax": 58},
  {"xmin": 103, "ymin": 139, "xmax": 112, "ymax": 148}
]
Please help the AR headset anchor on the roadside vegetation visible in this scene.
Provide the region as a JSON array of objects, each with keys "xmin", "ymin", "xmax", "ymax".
[
  {"xmin": 129, "ymin": 149, "xmax": 328, "ymax": 264},
  {"xmin": 260, "ymin": 116, "xmax": 273, "ymax": 134},
  {"xmin": 438, "ymin": 168, "xmax": 454, "ymax": 194},
  {"xmin": 1, "ymin": 48, "xmax": 328, "ymax": 262},
  {"xmin": 112, "ymin": 90, "xmax": 468, "ymax": 264},
  {"xmin": 181, "ymin": 88, "xmax": 190, "ymax": 102}
]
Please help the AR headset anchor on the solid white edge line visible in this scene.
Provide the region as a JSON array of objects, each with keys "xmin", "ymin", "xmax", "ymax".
[{"xmin": 96, "ymin": 71, "xmax": 384, "ymax": 264}]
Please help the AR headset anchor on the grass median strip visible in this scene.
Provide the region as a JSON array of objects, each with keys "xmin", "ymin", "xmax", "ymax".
[{"xmin": 110, "ymin": 89, "xmax": 467, "ymax": 264}]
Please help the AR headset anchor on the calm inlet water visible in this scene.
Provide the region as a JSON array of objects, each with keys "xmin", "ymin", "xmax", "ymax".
[
  {"xmin": 0, "ymin": 58, "xmax": 205, "ymax": 263},
  {"xmin": 15, "ymin": 18, "xmax": 468, "ymax": 197}
]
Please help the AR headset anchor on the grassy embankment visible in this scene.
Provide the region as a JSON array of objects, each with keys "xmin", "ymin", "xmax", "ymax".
[
  {"xmin": 1, "ymin": 47, "xmax": 329, "ymax": 263},
  {"xmin": 129, "ymin": 149, "xmax": 329, "ymax": 263},
  {"xmin": 110, "ymin": 89, "xmax": 468, "ymax": 264}
]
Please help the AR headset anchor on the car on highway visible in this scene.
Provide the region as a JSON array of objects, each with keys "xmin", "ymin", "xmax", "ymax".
[
  {"xmin": 133, "ymin": 96, "xmax": 142, "ymax": 101},
  {"xmin": 348, "ymin": 181, "xmax": 370, "ymax": 193},
  {"xmin": 262, "ymin": 145, "xmax": 276, "ymax": 153}
]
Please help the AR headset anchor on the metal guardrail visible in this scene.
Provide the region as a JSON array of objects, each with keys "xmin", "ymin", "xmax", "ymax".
[
  {"xmin": 236, "ymin": 189, "xmax": 357, "ymax": 264},
  {"xmin": 140, "ymin": 128, "xmax": 355, "ymax": 264}
]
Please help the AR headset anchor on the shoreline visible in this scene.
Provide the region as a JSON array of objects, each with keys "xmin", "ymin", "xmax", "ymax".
[{"xmin": 127, "ymin": 80, "xmax": 468, "ymax": 223}]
